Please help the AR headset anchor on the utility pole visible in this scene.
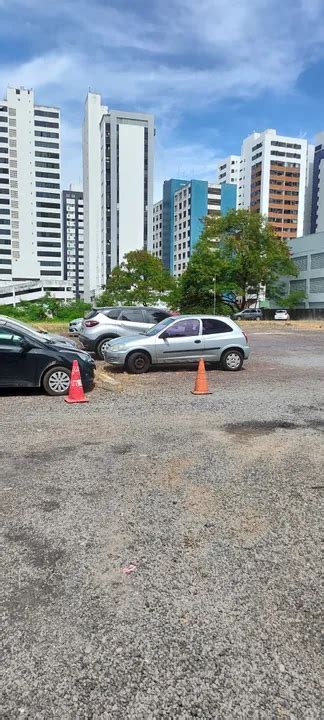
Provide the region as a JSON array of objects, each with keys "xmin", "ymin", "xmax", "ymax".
[{"xmin": 213, "ymin": 276, "xmax": 216, "ymax": 315}]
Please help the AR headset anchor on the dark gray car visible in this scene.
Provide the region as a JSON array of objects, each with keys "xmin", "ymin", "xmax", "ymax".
[{"xmin": 233, "ymin": 308, "xmax": 263, "ymax": 321}]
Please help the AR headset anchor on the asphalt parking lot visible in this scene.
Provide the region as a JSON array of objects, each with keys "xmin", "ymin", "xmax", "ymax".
[{"xmin": 2, "ymin": 328, "xmax": 323, "ymax": 719}]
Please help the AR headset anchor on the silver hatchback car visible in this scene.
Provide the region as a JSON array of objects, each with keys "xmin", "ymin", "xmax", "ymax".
[{"xmin": 103, "ymin": 315, "xmax": 250, "ymax": 373}]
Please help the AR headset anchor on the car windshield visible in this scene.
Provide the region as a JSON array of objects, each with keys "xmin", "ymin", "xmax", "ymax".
[
  {"xmin": 144, "ymin": 316, "xmax": 175, "ymax": 336},
  {"xmin": 0, "ymin": 318, "xmax": 50, "ymax": 339}
]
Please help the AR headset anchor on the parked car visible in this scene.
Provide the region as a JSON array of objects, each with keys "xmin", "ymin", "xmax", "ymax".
[
  {"xmin": 79, "ymin": 306, "xmax": 173, "ymax": 359},
  {"xmin": 274, "ymin": 309, "xmax": 290, "ymax": 321},
  {"xmin": 69, "ymin": 317, "xmax": 83, "ymax": 335},
  {"xmin": 233, "ymin": 308, "xmax": 263, "ymax": 321},
  {"xmin": 0, "ymin": 319, "xmax": 95, "ymax": 396},
  {"xmin": 103, "ymin": 315, "xmax": 250, "ymax": 373},
  {"xmin": 0, "ymin": 315, "xmax": 77, "ymax": 347}
]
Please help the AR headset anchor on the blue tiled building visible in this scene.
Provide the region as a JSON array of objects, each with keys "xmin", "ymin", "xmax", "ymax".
[{"xmin": 152, "ymin": 180, "xmax": 237, "ymax": 276}]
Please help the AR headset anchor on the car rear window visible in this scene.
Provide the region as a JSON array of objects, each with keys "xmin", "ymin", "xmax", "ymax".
[
  {"xmin": 84, "ymin": 307, "xmax": 112, "ymax": 320},
  {"xmin": 202, "ymin": 319, "xmax": 233, "ymax": 334},
  {"xmin": 85, "ymin": 309, "xmax": 100, "ymax": 320}
]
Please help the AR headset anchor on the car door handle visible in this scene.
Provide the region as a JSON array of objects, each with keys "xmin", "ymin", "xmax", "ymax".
[{"xmin": 194, "ymin": 340, "xmax": 201, "ymax": 344}]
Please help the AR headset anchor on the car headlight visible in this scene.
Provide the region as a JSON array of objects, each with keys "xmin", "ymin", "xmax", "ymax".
[{"xmin": 108, "ymin": 343, "xmax": 125, "ymax": 352}]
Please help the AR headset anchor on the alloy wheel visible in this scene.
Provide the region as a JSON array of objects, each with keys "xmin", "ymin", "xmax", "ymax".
[{"xmin": 48, "ymin": 370, "xmax": 70, "ymax": 394}]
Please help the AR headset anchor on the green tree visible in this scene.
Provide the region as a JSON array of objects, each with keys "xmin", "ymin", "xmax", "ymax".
[
  {"xmin": 269, "ymin": 283, "xmax": 307, "ymax": 309},
  {"xmin": 177, "ymin": 209, "xmax": 299, "ymax": 312},
  {"xmin": 98, "ymin": 249, "xmax": 176, "ymax": 306},
  {"xmin": 175, "ymin": 235, "xmax": 232, "ymax": 314}
]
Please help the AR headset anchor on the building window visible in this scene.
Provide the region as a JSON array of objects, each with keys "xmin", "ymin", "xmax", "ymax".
[
  {"xmin": 309, "ymin": 277, "xmax": 324, "ymax": 294},
  {"xmin": 293, "ymin": 255, "xmax": 307, "ymax": 271},
  {"xmin": 310, "ymin": 252, "xmax": 324, "ymax": 270}
]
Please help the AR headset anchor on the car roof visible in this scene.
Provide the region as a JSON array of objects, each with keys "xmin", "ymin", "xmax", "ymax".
[{"xmin": 169, "ymin": 314, "xmax": 232, "ymax": 320}]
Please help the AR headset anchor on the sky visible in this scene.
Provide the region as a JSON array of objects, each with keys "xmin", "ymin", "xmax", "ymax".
[{"xmin": 0, "ymin": 0, "xmax": 323, "ymax": 200}]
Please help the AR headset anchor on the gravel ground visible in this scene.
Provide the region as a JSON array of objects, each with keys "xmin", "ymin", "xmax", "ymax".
[{"xmin": 1, "ymin": 329, "xmax": 323, "ymax": 719}]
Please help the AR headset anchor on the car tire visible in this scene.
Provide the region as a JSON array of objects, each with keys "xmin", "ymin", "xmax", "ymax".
[
  {"xmin": 221, "ymin": 349, "xmax": 244, "ymax": 372},
  {"xmin": 126, "ymin": 351, "xmax": 151, "ymax": 374},
  {"xmin": 96, "ymin": 336, "xmax": 116, "ymax": 360},
  {"xmin": 42, "ymin": 365, "xmax": 71, "ymax": 396}
]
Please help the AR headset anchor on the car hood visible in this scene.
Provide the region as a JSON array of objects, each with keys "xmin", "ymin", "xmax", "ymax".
[
  {"xmin": 45, "ymin": 333, "xmax": 77, "ymax": 347},
  {"xmin": 108, "ymin": 334, "xmax": 152, "ymax": 348},
  {"xmin": 54, "ymin": 345, "xmax": 95, "ymax": 363}
]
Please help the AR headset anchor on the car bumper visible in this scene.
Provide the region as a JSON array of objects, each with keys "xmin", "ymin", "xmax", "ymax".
[
  {"xmin": 79, "ymin": 335, "xmax": 97, "ymax": 352},
  {"xmin": 80, "ymin": 362, "xmax": 96, "ymax": 390},
  {"xmin": 103, "ymin": 349, "xmax": 128, "ymax": 367}
]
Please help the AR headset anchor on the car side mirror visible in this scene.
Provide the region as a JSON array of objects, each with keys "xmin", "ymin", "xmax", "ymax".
[
  {"xmin": 19, "ymin": 338, "xmax": 33, "ymax": 352},
  {"xmin": 160, "ymin": 331, "xmax": 169, "ymax": 340}
]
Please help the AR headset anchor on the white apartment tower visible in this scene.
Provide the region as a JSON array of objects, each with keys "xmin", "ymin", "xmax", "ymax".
[
  {"xmin": 152, "ymin": 201, "xmax": 163, "ymax": 260},
  {"xmin": 0, "ymin": 87, "xmax": 62, "ymax": 285},
  {"xmin": 83, "ymin": 93, "xmax": 108, "ymax": 301},
  {"xmin": 83, "ymin": 93, "xmax": 154, "ymax": 300},
  {"xmin": 237, "ymin": 129, "xmax": 310, "ymax": 241},
  {"xmin": 217, "ymin": 155, "xmax": 240, "ymax": 186},
  {"xmin": 62, "ymin": 184, "xmax": 84, "ymax": 298}
]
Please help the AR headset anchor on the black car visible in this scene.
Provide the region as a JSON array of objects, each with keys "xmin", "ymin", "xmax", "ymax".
[
  {"xmin": 233, "ymin": 308, "xmax": 263, "ymax": 321},
  {"xmin": 0, "ymin": 320, "xmax": 95, "ymax": 396}
]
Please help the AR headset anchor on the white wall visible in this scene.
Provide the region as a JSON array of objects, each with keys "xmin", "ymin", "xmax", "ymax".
[{"xmin": 118, "ymin": 123, "xmax": 145, "ymax": 262}]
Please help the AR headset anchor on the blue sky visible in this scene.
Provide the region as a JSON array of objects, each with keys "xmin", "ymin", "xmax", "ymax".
[{"xmin": 0, "ymin": 0, "xmax": 323, "ymax": 199}]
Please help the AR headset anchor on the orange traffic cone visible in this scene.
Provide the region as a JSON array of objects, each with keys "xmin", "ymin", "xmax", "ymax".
[
  {"xmin": 191, "ymin": 358, "xmax": 213, "ymax": 395},
  {"xmin": 64, "ymin": 360, "xmax": 89, "ymax": 403}
]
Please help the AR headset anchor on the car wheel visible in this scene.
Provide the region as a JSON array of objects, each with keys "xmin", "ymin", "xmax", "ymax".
[
  {"xmin": 96, "ymin": 337, "xmax": 116, "ymax": 360},
  {"xmin": 42, "ymin": 365, "xmax": 71, "ymax": 396},
  {"xmin": 126, "ymin": 351, "xmax": 151, "ymax": 374},
  {"xmin": 221, "ymin": 349, "xmax": 244, "ymax": 372}
]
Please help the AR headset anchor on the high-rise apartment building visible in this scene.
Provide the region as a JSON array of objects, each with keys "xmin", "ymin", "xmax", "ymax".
[
  {"xmin": 83, "ymin": 93, "xmax": 108, "ymax": 302},
  {"xmin": 0, "ymin": 87, "xmax": 62, "ymax": 285},
  {"xmin": 217, "ymin": 155, "xmax": 240, "ymax": 187},
  {"xmin": 152, "ymin": 201, "xmax": 163, "ymax": 260},
  {"xmin": 153, "ymin": 180, "xmax": 237, "ymax": 277},
  {"xmin": 83, "ymin": 93, "xmax": 154, "ymax": 300},
  {"xmin": 237, "ymin": 129, "xmax": 310, "ymax": 241},
  {"xmin": 311, "ymin": 131, "xmax": 324, "ymax": 234},
  {"xmin": 62, "ymin": 184, "xmax": 84, "ymax": 298}
]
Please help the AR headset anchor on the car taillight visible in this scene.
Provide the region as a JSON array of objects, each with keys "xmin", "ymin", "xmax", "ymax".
[
  {"xmin": 85, "ymin": 320, "xmax": 99, "ymax": 327},
  {"xmin": 243, "ymin": 331, "xmax": 248, "ymax": 343}
]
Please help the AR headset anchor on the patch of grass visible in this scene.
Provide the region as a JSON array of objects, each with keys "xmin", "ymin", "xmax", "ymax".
[
  {"xmin": 31, "ymin": 321, "xmax": 70, "ymax": 335},
  {"xmin": 238, "ymin": 320, "xmax": 323, "ymax": 330}
]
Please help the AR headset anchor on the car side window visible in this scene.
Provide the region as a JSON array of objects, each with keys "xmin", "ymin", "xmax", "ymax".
[
  {"xmin": 119, "ymin": 309, "xmax": 145, "ymax": 322},
  {"xmin": 202, "ymin": 319, "xmax": 233, "ymax": 334},
  {"xmin": 106, "ymin": 308, "xmax": 121, "ymax": 319},
  {"xmin": 163, "ymin": 319, "xmax": 200, "ymax": 338},
  {"xmin": 146, "ymin": 310, "xmax": 170, "ymax": 323},
  {"xmin": 0, "ymin": 330, "xmax": 23, "ymax": 346}
]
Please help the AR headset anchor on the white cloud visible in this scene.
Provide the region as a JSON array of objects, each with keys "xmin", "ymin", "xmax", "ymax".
[{"xmin": 154, "ymin": 140, "xmax": 221, "ymax": 200}]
